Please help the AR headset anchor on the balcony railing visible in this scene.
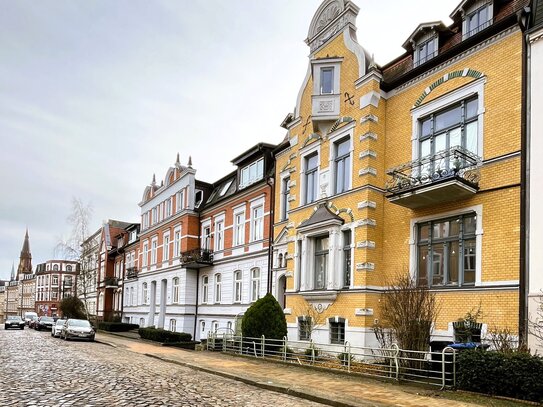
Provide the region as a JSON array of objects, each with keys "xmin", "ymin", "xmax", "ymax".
[
  {"xmin": 101, "ymin": 276, "xmax": 120, "ymax": 288},
  {"xmin": 385, "ymin": 147, "xmax": 482, "ymax": 209},
  {"xmin": 180, "ymin": 248, "xmax": 214, "ymax": 269},
  {"xmin": 126, "ymin": 267, "xmax": 139, "ymax": 279}
]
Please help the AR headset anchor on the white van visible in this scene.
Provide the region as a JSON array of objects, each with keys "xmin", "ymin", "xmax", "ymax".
[{"xmin": 24, "ymin": 312, "xmax": 38, "ymax": 325}]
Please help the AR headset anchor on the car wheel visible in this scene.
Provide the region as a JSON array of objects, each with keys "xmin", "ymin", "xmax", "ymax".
[{"xmin": 20, "ymin": 327, "xmax": 24, "ymax": 330}]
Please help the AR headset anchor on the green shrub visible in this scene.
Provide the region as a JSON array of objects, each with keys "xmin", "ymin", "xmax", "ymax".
[
  {"xmin": 457, "ymin": 350, "xmax": 543, "ymax": 402},
  {"xmin": 98, "ymin": 322, "xmax": 139, "ymax": 332},
  {"xmin": 138, "ymin": 327, "xmax": 192, "ymax": 343},
  {"xmin": 304, "ymin": 346, "xmax": 320, "ymax": 358},
  {"xmin": 241, "ymin": 293, "xmax": 287, "ymax": 340}
]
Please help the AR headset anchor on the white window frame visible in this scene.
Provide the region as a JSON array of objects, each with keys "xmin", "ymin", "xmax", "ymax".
[
  {"xmin": 234, "ymin": 210, "xmax": 246, "ymax": 246},
  {"xmin": 409, "ymin": 205, "xmax": 484, "ymax": 286},
  {"xmin": 240, "ymin": 158, "xmax": 264, "ymax": 188},
  {"xmin": 328, "ymin": 124, "xmax": 354, "ymax": 196},
  {"xmin": 142, "ymin": 282, "xmax": 148, "ymax": 305},
  {"xmin": 251, "ymin": 268, "xmax": 261, "ymax": 302},
  {"xmin": 234, "ymin": 270, "xmax": 242, "ymax": 303},
  {"xmin": 173, "ymin": 227, "xmax": 181, "ymax": 259},
  {"xmin": 280, "ymin": 173, "xmax": 291, "ymax": 221},
  {"xmin": 312, "ymin": 60, "xmax": 341, "ymax": 96},
  {"xmin": 214, "ymin": 274, "xmax": 222, "ymax": 303},
  {"xmin": 169, "ymin": 319, "xmax": 177, "ymax": 332},
  {"xmin": 250, "ymin": 205, "xmax": 264, "ymax": 242},
  {"xmin": 214, "ymin": 219, "xmax": 225, "ymax": 251},
  {"xmin": 142, "ymin": 241, "xmax": 149, "ymax": 267},
  {"xmin": 202, "ymin": 221, "xmax": 212, "ymax": 251},
  {"xmin": 172, "ymin": 277, "xmax": 180, "ymax": 304},
  {"xmin": 163, "ymin": 232, "xmax": 170, "ymax": 262},
  {"xmin": 151, "ymin": 238, "xmax": 158, "ymax": 265},
  {"xmin": 411, "ymin": 77, "xmax": 486, "ymax": 161},
  {"xmin": 202, "ymin": 275, "xmax": 209, "ymax": 304},
  {"xmin": 166, "ymin": 198, "xmax": 172, "ymax": 218},
  {"xmin": 300, "ymin": 144, "xmax": 321, "ymax": 206}
]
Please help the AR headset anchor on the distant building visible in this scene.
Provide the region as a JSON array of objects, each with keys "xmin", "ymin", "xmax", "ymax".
[
  {"xmin": 80, "ymin": 229, "xmax": 100, "ymax": 318},
  {"xmin": 0, "ymin": 281, "xmax": 6, "ymax": 323},
  {"xmin": 35, "ymin": 260, "xmax": 79, "ymax": 317}
]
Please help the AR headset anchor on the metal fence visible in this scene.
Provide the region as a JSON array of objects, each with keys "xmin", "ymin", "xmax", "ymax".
[{"xmin": 207, "ymin": 333, "xmax": 457, "ymax": 389}]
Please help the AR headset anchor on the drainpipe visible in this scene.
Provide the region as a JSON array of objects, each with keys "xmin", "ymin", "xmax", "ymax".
[
  {"xmin": 519, "ymin": 10, "xmax": 529, "ymax": 346},
  {"xmin": 193, "ymin": 211, "xmax": 201, "ymax": 341},
  {"xmin": 266, "ymin": 171, "xmax": 275, "ymax": 295}
]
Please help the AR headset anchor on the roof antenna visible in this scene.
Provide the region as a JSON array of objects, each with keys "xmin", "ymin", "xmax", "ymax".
[{"xmin": 188, "ymin": 156, "xmax": 193, "ymax": 168}]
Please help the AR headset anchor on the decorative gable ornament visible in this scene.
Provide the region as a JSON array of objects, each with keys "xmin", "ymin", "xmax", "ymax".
[{"xmin": 306, "ymin": 0, "xmax": 360, "ymax": 53}]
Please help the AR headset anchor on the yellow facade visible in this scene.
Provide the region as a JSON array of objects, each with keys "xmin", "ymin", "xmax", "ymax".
[{"xmin": 273, "ymin": 0, "xmax": 523, "ymax": 346}]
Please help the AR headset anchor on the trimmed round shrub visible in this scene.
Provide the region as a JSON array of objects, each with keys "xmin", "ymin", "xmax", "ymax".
[{"xmin": 241, "ymin": 293, "xmax": 287, "ymax": 340}]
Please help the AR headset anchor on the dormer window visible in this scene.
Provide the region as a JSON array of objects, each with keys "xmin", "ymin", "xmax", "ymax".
[
  {"xmin": 320, "ymin": 68, "xmax": 334, "ymax": 94},
  {"xmin": 415, "ymin": 38, "xmax": 437, "ymax": 67},
  {"xmin": 460, "ymin": 1, "xmax": 493, "ymax": 39},
  {"xmin": 240, "ymin": 158, "xmax": 264, "ymax": 188}
]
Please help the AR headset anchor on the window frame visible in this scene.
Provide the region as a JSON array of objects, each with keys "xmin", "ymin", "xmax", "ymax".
[
  {"xmin": 280, "ymin": 175, "xmax": 290, "ymax": 221},
  {"xmin": 163, "ymin": 233, "xmax": 170, "ymax": 262},
  {"xmin": 314, "ymin": 236, "xmax": 329, "ymax": 290},
  {"xmin": 214, "ymin": 274, "xmax": 222, "ymax": 303},
  {"xmin": 342, "ymin": 230, "xmax": 352, "ymax": 288},
  {"xmin": 151, "ymin": 238, "xmax": 158, "ymax": 265},
  {"xmin": 202, "ymin": 275, "xmax": 209, "ymax": 304},
  {"xmin": 463, "ymin": 3, "xmax": 493, "ymax": 39},
  {"xmin": 250, "ymin": 205, "xmax": 264, "ymax": 242},
  {"xmin": 333, "ymin": 136, "xmax": 352, "ymax": 195},
  {"xmin": 215, "ymin": 220, "xmax": 224, "ymax": 251},
  {"xmin": 239, "ymin": 158, "xmax": 264, "ymax": 188},
  {"xmin": 142, "ymin": 282, "xmax": 148, "ymax": 305},
  {"xmin": 234, "ymin": 210, "xmax": 245, "ymax": 246},
  {"xmin": 298, "ymin": 316, "xmax": 312, "ymax": 341},
  {"xmin": 320, "ymin": 67, "xmax": 334, "ymax": 95},
  {"xmin": 251, "ymin": 268, "xmax": 260, "ymax": 302},
  {"xmin": 304, "ymin": 152, "xmax": 319, "ymax": 205},
  {"xmin": 234, "ymin": 270, "xmax": 242, "ymax": 303},
  {"xmin": 169, "ymin": 319, "xmax": 177, "ymax": 332},
  {"xmin": 329, "ymin": 318, "xmax": 346, "ymax": 344},
  {"xmin": 172, "ymin": 277, "xmax": 180, "ymax": 304}
]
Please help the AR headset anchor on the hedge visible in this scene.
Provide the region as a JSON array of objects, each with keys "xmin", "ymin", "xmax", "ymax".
[
  {"xmin": 98, "ymin": 322, "xmax": 139, "ymax": 332},
  {"xmin": 138, "ymin": 327, "xmax": 192, "ymax": 343},
  {"xmin": 457, "ymin": 350, "xmax": 543, "ymax": 402}
]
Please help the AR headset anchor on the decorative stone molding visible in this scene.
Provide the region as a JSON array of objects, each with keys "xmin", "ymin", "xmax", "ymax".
[
  {"xmin": 288, "ymin": 195, "xmax": 297, "ymax": 202},
  {"xmin": 358, "ymin": 167, "xmax": 377, "ymax": 176},
  {"xmin": 357, "ymin": 240, "xmax": 376, "ymax": 249},
  {"xmin": 359, "ymin": 150, "xmax": 377, "ymax": 159},
  {"xmin": 283, "ymin": 308, "xmax": 292, "ymax": 315},
  {"xmin": 360, "ymin": 91, "xmax": 381, "ymax": 108},
  {"xmin": 357, "ymin": 218, "xmax": 377, "ymax": 227},
  {"xmin": 356, "ymin": 262, "xmax": 375, "ymax": 271},
  {"xmin": 360, "ymin": 132, "xmax": 378, "ymax": 142},
  {"xmin": 360, "ymin": 114, "xmax": 379, "ymax": 124},
  {"xmin": 355, "ymin": 308, "xmax": 374, "ymax": 316},
  {"xmin": 357, "ymin": 200, "xmax": 377, "ymax": 209}
]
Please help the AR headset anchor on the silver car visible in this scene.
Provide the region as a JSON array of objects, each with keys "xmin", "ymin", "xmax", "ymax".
[
  {"xmin": 60, "ymin": 319, "xmax": 95, "ymax": 341},
  {"xmin": 51, "ymin": 319, "xmax": 66, "ymax": 337}
]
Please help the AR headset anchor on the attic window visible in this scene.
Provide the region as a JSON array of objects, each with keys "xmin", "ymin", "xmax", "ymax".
[
  {"xmin": 463, "ymin": 2, "xmax": 493, "ymax": 39},
  {"xmin": 240, "ymin": 158, "xmax": 264, "ymax": 189},
  {"xmin": 195, "ymin": 191, "xmax": 203, "ymax": 208},
  {"xmin": 415, "ymin": 37, "xmax": 437, "ymax": 67},
  {"xmin": 220, "ymin": 180, "xmax": 233, "ymax": 197}
]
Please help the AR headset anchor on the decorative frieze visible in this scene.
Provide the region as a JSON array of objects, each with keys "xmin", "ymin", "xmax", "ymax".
[
  {"xmin": 360, "ymin": 132, "xmax": 378, "ymax": 142},
  {"xmin": 357, "ymin": 219, "xmax": 377, "ymax": 227},
  {"xmin": 360, "ymin": 114, "xmax": 378, "ymax": 124},
  {"xmin": 287, "ymin": 195, "xmax": 297, "ymax": 202},
  {"xmin": 356, "ymin": 262, "xmax": 375, "ymax": 271},
  {"xmin": 355, "ymin": 308, "xmax": 374, "ymax": 316},
  {"xmin": 356, "ymin": 240, "xmax": 376, "ymax": 249},
  {"xmin": 358, "ymin": 168, "xmax": 377, "ymax": 176},
  {"xmin": 359, "ymin": 150, "xmax": 377, "ymax": 159}
]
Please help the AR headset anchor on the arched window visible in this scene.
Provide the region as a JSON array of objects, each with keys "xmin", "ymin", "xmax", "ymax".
[
  {"xmin": 201, "ymin": 320, "xmax": 206, "ymax": 332},
  {"xmin": 142, "ymin": 282, "xmax": 148, "ymax": 305},
  {"xmin": 283, "ymin": 252, "xmax": 288, "ymax": 268},
  {"xmin": 53, "ymin": 264, "xmax": 59, "ymax": 271},
  {"xmin": 234, "ymin": 271, "xmax": 242, "ymax": 303},
  {"xmin": 227, "ymin": 321, "xmax": 232, "ymax": 333},
  {"xmin": 139, "ymin": 317, "xmax": 145, "ymax": 328},
  {"xmin": 278, "ymin": 253, "xmax": 283, "ymax": 268},
  {"xmin": 212, "ymin": 320, "xmax": 219, "ymax": 332},
  {"xmin": 214, "ymin": 274, "xmax": 222, "ymax": 303},
  {"xmin": 202, "ymin": 276, "xmax": 209, "ymax": 304},
  {"xmin": 169, "ymin": 319, "xmax": 177, "ymax": 332},
  {"xmin": 66, "ymin": 265, "xmax": 72, "ymax": 272},
  {"xmin": 251, "ymin": 268, "xmax": 260, "ymax": 302},
  {"xmin": 172, "ymin": 277, "xmax": 180, "ymax": 303}
]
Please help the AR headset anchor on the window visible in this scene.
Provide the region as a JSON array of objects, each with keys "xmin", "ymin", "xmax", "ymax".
[
  {"xmin": 415, "ymin": 38, "xmax": 436, "ymax": 66},
  {"xmin": 142, "ymin": 283, "xmax": 149, "ymax": 304},
  {"xmin": 52, "ymin": 275, "xmax": 59, "ymax": 286},
  {"xmin": 280, "ymin": 176, "xmax": 290, "ymax": 221},
  {"xmin": 151, "ymin": 239, "xmax": 158, "ymax": 265},
  {"xmin": 329, "ymin": 318, "xmax": 345, "ymax": 344},
  {"xmin": 251, "ymin": 268, "xmax": 260, "ymax": 302},
  {"xmin": 202, "ymin": 276, "xmax": 209, "ymax": 304},
  {"xmin": 251, "ymin": 206, "xmax": 264, "ymax": 242},
  {"xmin": 417, "ymin": 213, "xmax": 477, "ymax": 287},
  {"xmin": 343, "ymin": 231, "xmax": 352, "ymax": 288},
  {"xmin": 240, "ymin": 158, "xmax": 264, "ymax": 188},
  {"xmin": 334, "ymin": 138, "xmax": 351, "ymax": 194},
  {"xmin": 419, "ymin": 97, "xmax": 479, "ymax": 174},
  {"xmin": 465, "ymin": 5, "xmax": 491, "ymax": 38},
  {"xmin": 320, "ymin": 67, "xmax": 334, "ymax": 94},
  {"xmin": 66, "ymin": 265, "xmax": 72, "ymax": 272},
  {"xmin": 234, "ymin": 271, "xmax": 242, "ymax": 303},
  {"xmin": 314, "ymin": 236, "xmax": 329, "ymax": 290},
  {"xmin": 234, "ymin": 212, "xmax": 245, "ymax": 246},
  {"xmin": 203, "ymin": 226, "xmax": 211, "ymax": 250},
  {"xmin": 173, "ymin": 230, "xmax": 181, "ymax": 258},
  {"xmin": 163, "ymin": 234, "xmax": 170, "ymax": 261},
  {"xmin": 166, "ymin": 198, "xmax": 172, "ymax": 218},
  {"xmin": 299, "ymin": 316, "xmax": 312, "ymax": 341},
  {"xmin": 53, "ymin": 264, "xmax": 59, "ymax": 271},
  {"xmin": 304, "ymin": 153, "xmax": 319, "ymax": 204},
  {"xmin": 139, "ymin": 317, "xmax": 145, "ymax": 328},
  {"xmin": 130, "ymin": 287, "xmax": 135, "ymax": 305},
  {"xmin": 142, "ymin": 242, "xmax": 149, "ymax": 267},
  {"xmin": 172, "ymin": 277, "xmax": 180, "ymax": 303},
  {"xmin": 169, "ymin": 319, "xmax": 177, "ymax": 332},
  {"xmin": 176, "ymin": 191, "xmax": 184, "ymax": 212},
  {"xmin": 201, "ymin": 321, "xmax": 206, "ymax": 332},
  {"xmin": 195, "ymin": 191, "xmax": 203, "ymax": 208},
  {"xmin": 65, "ymin": 276, "xmax": 73, "ymax": 287},
  {"xmin": 212, "ymin": 321, "xmax": 219, "ymax": 332},
  {"xmin": 214, "ymin": 274, "xmax": 222, "ymax": 303},
  {"xmin": 215, "ymin": 221, "xmax": 224, "ymax": 251},
  {"xmin": 220, "ymin": 180, "xmax": 233, "ymax": 196},
  {"xmin": 227, "ymin": 321, "xmax": 232, "ymax": 332}
]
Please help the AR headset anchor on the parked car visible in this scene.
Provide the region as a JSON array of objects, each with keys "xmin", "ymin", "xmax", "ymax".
[
  {"xmin": 28, "ymin": 316, "xmax": 39, "ymax": 329},
  {"xmin": 51, "ymin": 319, "xmax": 66, "ymax": 338},
  {"xmin": 24, "ymin": 311, "xmax": 38, "ymax": 326},
  {"xmin": 60, "ymin": 319, "xmax": 95, "ymax": 341},
  {"xmin": 4, "ymin": 316, "xmax": 25, "ymax": 330},
  {"xmin": 35, "ymin": 316, "xmax": 55, "ymax": 331}
]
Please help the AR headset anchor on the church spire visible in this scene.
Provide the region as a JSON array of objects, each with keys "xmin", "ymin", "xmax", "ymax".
[
  {"xmin": 17, "ymin": 229, "xmax": 32, "ymax": 278},
  {"xmin": 10, "ymin": 262, "xmax": 15, "ymax": 281}
]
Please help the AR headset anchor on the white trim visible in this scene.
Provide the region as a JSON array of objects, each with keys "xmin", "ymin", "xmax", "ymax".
[{"xmin": 299, "ymin": 144, "xmax": 321, "ymax": 206}]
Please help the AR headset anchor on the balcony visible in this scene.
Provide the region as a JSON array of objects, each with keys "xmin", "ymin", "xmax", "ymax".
[
  {"xmin": 385, "ymin": 147, "xmax": 482, "ymax": 209},
  {"xmin": 100, "ymin": 276, "xmax": 120, "ymax": 288},
  {"xmin": 126, "ymin": 267, "xmax": 139, "ymax": 280},
  {"xmin": 180, "ymin": 248, "xmax": 214, "ymax": 269},
  {"xmin": 311, "ymin": 94, "xmax": 340, "ymax": 123}
]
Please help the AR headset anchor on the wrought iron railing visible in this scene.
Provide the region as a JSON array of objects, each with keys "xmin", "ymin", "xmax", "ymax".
[
  {"xmin": 101, "ymin": 276, "xmax": 120, "ymax": 287},
  {"xmin": 207, "ymin": 333, "xmax": 457, "ymax": 389},
  {"xmin": 385, "ymin": 146, "xmax": 482, "ymax": 196},
  {"xmin": 180, "ymin": 248, "xmax": 214, "ymax": 265},
  {"xmin": 126, "ymin": 267, "xmax": 139, "ymax": 279}
]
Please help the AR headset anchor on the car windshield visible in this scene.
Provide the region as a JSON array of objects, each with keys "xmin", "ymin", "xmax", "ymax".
[
  {"xmin": 69, "ymin": 320, "xmax": 91, "ymax": 327},
  {"xmin": 41, "ymin": 317, "xmax": 54, "ymax": 322},
  {"xmin": 7, "ymin": 316, "xmax": 22, "ymax": 321},
  {"xmin": 56, "ymin": 320, "xmax": 66, "ymax": 326}
]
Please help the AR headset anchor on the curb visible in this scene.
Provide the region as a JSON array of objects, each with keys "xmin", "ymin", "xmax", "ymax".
[{"xmin": 142, "ymin": 352, "xmax": 377, "ymax": 407}]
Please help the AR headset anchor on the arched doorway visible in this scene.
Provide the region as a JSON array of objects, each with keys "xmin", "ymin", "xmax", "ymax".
[{"xmin": 277, "ymin": 275, "xmax": 286, "ymax": 309}]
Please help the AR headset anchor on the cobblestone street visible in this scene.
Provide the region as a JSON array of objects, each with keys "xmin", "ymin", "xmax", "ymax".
[{"xmin": 0, "ymin": 327, "xmax": 323, "ymax": 407}]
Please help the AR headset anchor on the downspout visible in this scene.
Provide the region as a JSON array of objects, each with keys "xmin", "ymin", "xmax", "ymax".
[
  {"xmin": 193, "ymin": 211, "xmax": 201, "ymax": 341},
  {"xmin": 266, "ymin": 173, "xmax": 275, "ymax": 295},
  {"xmin": 519, "ymin": 10, "xmax": 529, "ymax": 346}
]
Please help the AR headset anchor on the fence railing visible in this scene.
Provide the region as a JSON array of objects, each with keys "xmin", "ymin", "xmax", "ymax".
[{"xmin": 207, "ymin": 333, "xmax": 457, "ymax": 389}]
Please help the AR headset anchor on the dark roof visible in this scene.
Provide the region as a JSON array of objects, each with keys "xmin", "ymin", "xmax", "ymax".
[
  {"xmin": 231, "ymin": 143, "xmax": 276, "ymax": 167},
  {"xmin": 299, "ymin": 203, "xmax": 344, "ymax": 229},
  {"xmin": 534, "ymin": 0, "xmax": 543, "ymax": 27},
  {"xmin": 202, "ymin": 172, "xmax": 238, "ymax": 208}
]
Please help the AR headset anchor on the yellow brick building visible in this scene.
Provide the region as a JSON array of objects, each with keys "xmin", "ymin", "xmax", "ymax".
[{"xmin": 272, "ymin": 0, "xmax": 527, "ymax": 347}]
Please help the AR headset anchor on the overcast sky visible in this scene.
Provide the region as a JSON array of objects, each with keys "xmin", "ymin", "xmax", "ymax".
[{"xmin": 0, "ymin": 0, "xmax": 460, "ymax": 280}]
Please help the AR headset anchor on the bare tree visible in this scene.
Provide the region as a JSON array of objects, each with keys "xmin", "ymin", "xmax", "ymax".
[
  {"xmin": 374, "ymin": 273, "xmax": 440, "ymax": 352},
  {"xmin": 528, "ymin": 294, "xmax": 543, "ymax": 350},
  {"xmin": 56, "ymin": 197, "xmax": 94, "ymax": 319},
  {"xmin": 293, "ymin": 302, "xmax": 327, "ymax": 341}
]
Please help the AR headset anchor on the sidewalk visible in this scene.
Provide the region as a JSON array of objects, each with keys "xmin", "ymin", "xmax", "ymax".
[{"xmin": 96, "ymin": 332, "xmax": 477, "ymax": 407}]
